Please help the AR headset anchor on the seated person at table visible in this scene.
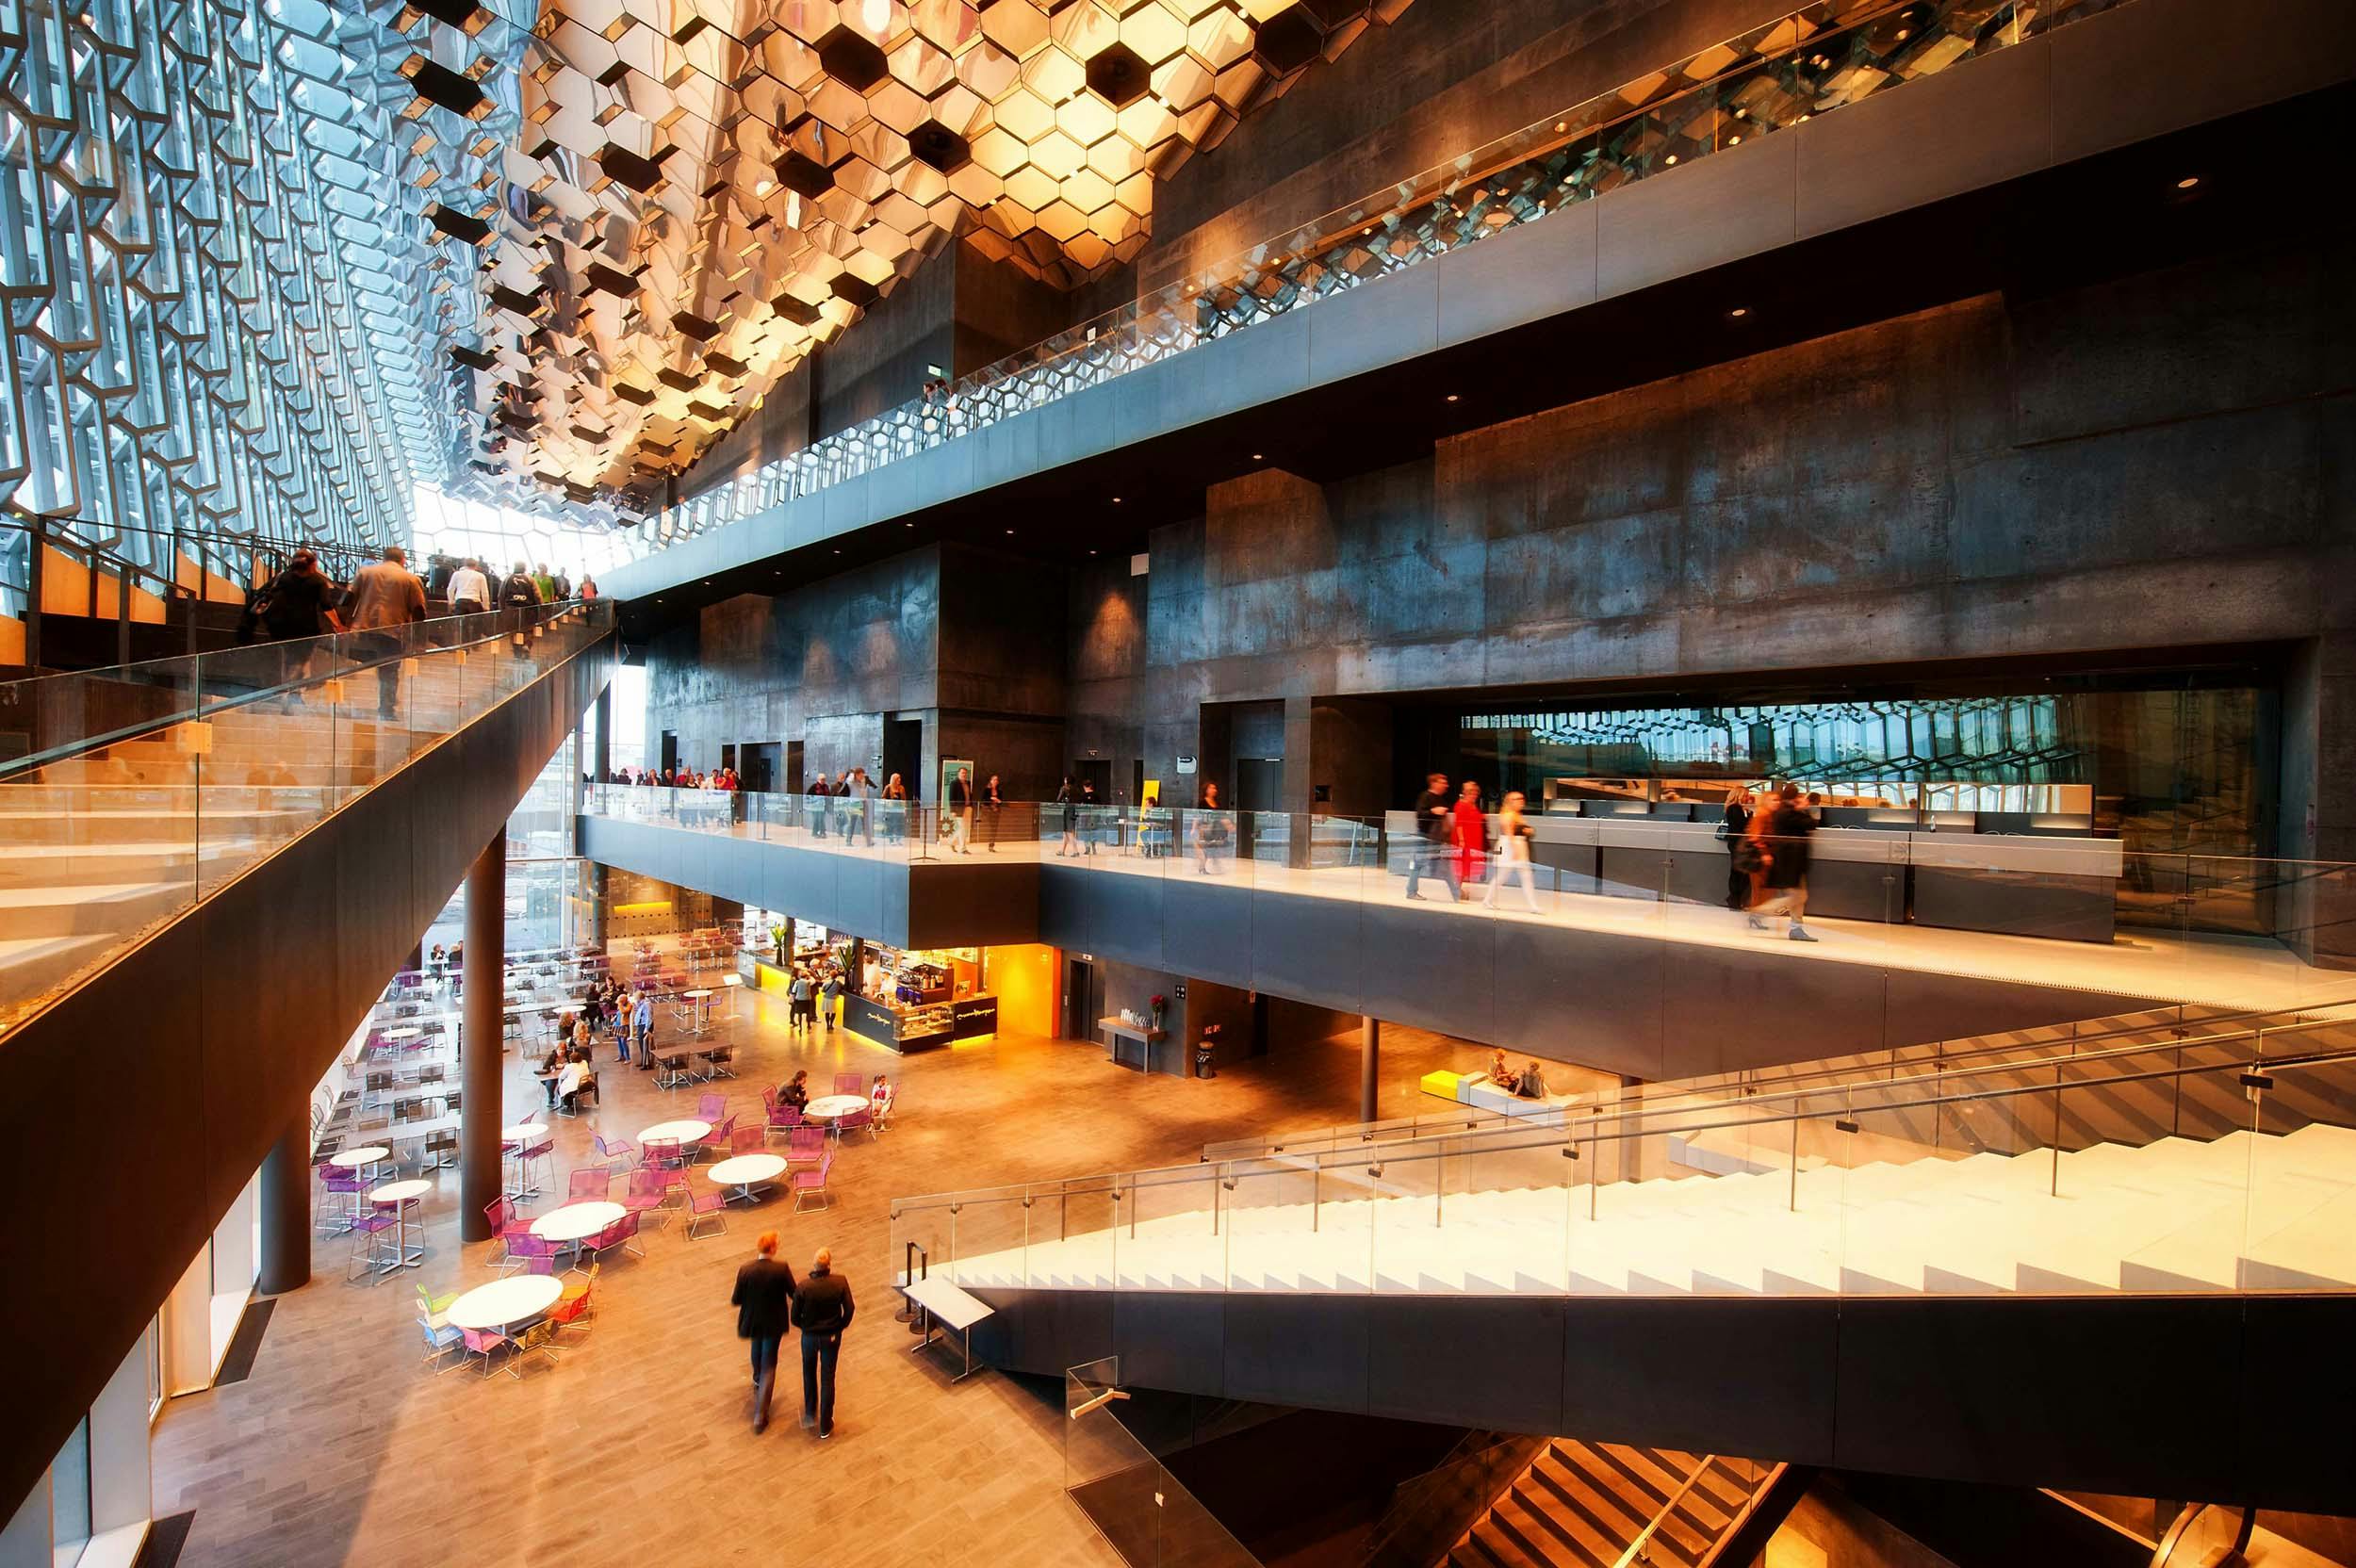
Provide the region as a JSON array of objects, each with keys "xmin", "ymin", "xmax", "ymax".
[
  {"xmin": 539, "ymin": 1045, "xmax": 566, "ymax": 1104},
  {"xmin": 1514, "ymin": 1061, "xmax": 1548, "ymax": 1100},
  {"xmin": 558, "ymin": 1055, "xmax": 595, "ymax": 1113},
  {"xmin": 1483, "ymin": 1048, "xmax": 1513, "ymax": 1086},
  {"xmin": 869, "ymin": 1073, "xmax": 893, "ymax": 1117},
  {"xmin": 779, "ymin": 1070, "xmax": 810, "ymax": 1112}
]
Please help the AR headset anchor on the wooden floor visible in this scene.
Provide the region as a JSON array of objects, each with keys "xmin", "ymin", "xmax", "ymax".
[{"xmin": 150, "ymin": 986, "xmax": 1494, "ymax": 1568}]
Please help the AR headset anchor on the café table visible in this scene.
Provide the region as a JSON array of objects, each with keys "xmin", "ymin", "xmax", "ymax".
[
  {"xmin": 368, "ymin": 1179, "xmax": 433, "ymax": 1270},
  {"xmin": 530, "ymin": 1200, "xmax": 626, "ymax": 1266},
  {"xmin": 804, "ymin": 1094, "xmax": 866, "ymax": 1142},
  {"xmin": 446, "ymin": 1275, "xmax": 564, "ymax": 1342},
  {"xmin": 708, "ymin": 1153, "xmax": 787, "ymax": 1204},
  {"xmin": 502, "ymin": 1122, "xmax": 549, "ymax": 1200}
]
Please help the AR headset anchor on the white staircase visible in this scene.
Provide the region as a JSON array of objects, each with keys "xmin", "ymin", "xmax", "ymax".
[{"xmin": 939, "ymin": 1122, "xmax": 2356, "ymax": 1299}]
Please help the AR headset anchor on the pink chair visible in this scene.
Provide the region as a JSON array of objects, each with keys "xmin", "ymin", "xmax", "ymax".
[
  {"xmin": 791, "ymin": 1150, "xmax": 835, "ymax": 1213},
  {"xmin": 784, "ymin": 1125, "xmax": 825, "ymax": 1168},
  {"xmin": 684, "ymin": 1190, "xmax": 728, "ymax": 1240},
  {"xmin": 567, "ymin": 1168, "xmax": 611, "ymax": 1201},
  {"xmin": 460, "ymin": 1327, "xmax": 509, "ymax": 1377},
  {"xmin": 765, "ymin": 1101, "xmax": 802, "ymax": 1143},
  {"xmin": 592, "ymin": 1212, "xmax": 645, "ymax": 1261},
  {"xmin": 696, "ymin": 1092, "xmax": 726, "ymax": 1121},
  {"xmin": 621, "ymin": 1168, "xmax": 668, "ymax": 1217},
  {"xmin": 833, "ymin": 1071, "xmax": 863, "ymax": 1098},
  {"xmin": 700, "ymin": 1113, "xmax": 738, "ymax": 1160},
  {"xmin": 592, "ymin": 1133, "xmax": 636, "ymax": 1168},
  {"xmin": 832, "ymin": 1105, "xmax": 874, "ymax": 1142},
  {"xmin": 730, "ymin": 1125, "xmax": 765, "ymax": 1156},
  {"xmin": 501, "ymin": 1231, "xmax": 557, "ymax": 1276},
  {"xmin": 642, "ymin": 1136, "xmax": 682, "ymax": 1170},
  {"xmin": 319, "ymin": 1169, "xmax": 367, "ymax": 1234}
]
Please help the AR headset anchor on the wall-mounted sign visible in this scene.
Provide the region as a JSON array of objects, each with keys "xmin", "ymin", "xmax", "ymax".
[{"xmin": 1175, "ymin": 755, "xmax": 1197, "ymax": 775}]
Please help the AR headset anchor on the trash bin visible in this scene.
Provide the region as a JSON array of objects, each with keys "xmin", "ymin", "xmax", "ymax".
[{"xmin": 1195, "ymin": 1038, "xmax": 1216, "ymax": 1079}]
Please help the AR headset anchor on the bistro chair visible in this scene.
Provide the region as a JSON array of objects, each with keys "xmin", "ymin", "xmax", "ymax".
[
  {"xmin": 423, "ymin": 1130, "xmax": 459, "ymax": 1170},
  {"xmin": 831, "ymin": 1105, "xmax": 873, "ymax": 1142},
  {"xmin": 701, "ymin": 1114, "xmax": 738, "ymax": 1160},
  {"xmin": 417, "ymin": 1311, "xmax": 466, "ymax": 1373},
  {"xmin": 550, "ymin": 1266, "xmax": 597, "ymax": 1341},
  {"xmin": 591, "ymin": 1213, "xmax": 644, "ymax": 1262},
  {"xmin": 696, "ymin": 1092, "xmax": 726, "ymax": 1121},
  {"xmin": 500, "ymin": 1231, "xmax": 558, "ymax": 1277},
  {"xmin": 567, "ymin": 1168, "xmax": 611, "ymax": 1202},
  {"xmin": 700, "ymin": 1045, "xmax": 737, "ymax": 1080},
  {"xmin": 506, "ymin": 1319, "xmax": 560, "ymax": 1378},
  {"xmin": 791, "ymin": 1151, "xmax": 835, "ymax": 1213},
  {"xmin": 346, "ymin": 1210, "xmax": 398, "ymax": 1282},
  {"xmin": 591, "ymin": 1132, "xmax": 636, "ymax": 1168},
  {"xmin": 459, "ymin": 1328, "xmax": 509, "ymax": 1378},
  {"xmin": 784, "ymin": 1125, "xmax": 826, "ymax": 1169},
  {"xmin": 833, "ymin": 1072, "xmax": 863, "ymax": 1098},
  {"xmin": 730, "ymin": 1126, "xmax": 766, "ymax": 1157},
  {"xmin": 684, "ymin": 1190, "xmax": 728, "ymax": 1240},
  {"xmin": 764, "ymin": 1100, "xmax": 801, "ymax": 1144}
]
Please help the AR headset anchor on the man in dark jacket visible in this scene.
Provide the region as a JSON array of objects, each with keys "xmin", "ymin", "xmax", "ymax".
[
  {"xmin": 730, "ymin": 1232, "xmax": 797, "ymax": 1432},
  {"xmin": 790, "ymin": 1247, "xmax": 855, "ymax": 1437},
  {"xmin": 1405, "ymin": 772, "xmax": 1460, "ymax": 901}
]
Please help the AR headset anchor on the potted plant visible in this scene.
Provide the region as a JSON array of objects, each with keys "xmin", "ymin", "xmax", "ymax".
[{"xmin": 1149, "ymin": 993, "xmax": 1167, "ymax": 1031}]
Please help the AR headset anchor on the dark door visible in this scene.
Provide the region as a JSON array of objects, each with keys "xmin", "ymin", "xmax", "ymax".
[
  {"xmin": 785, "ymin": 740, "xmax": 805, "ymax": 792},
  {"xmin": 883, "ymin": 718, "xmax": 923, "ymax": 799},
  {"xmin": 1063, "ymin": 956, "xmax": 1096, "ymax": 1041},
  {"xmin": 1076, "ymin": 758, "xmax": 1111, "ymax": 802},
  {"xmin": 742, "ymin": 743, "xmax": 778, "ymax": 792},
  {"xmin": 659, "ymin": 730, "xmax": 679, "ymax": 776},
  {"xmin": 1130, "ymin": 759, "xmax": 1144, "ymax": 807},
  {"xmin": 720, "ymin": 743, "xmax": 737, "ymax": 774},
  {"xmin": 1235, "ymin": 756, "xmax": 1283, "ymax": 861}
]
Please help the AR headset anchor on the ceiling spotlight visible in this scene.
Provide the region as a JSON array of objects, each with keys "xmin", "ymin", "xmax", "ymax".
[
  {"xmin": 1006, "ymin": 529, "xmax": 1015, "ymax": 535},
  {"xmin": 1663, "ymin": 154, "xmax": 1678, "ymax": 166},
  {"xmin": 1111, "ymin": 496, "xmax": 1121, "ymax": 503},
  {"xmin": 1728, "ymin": 306, "xmax": 1749, "ymax": 318},
  {"xmin": 1252, "ymin": 453, "xmax": 1263, "ymax": 460},
  {"xmin": 2175, "ymin": 175, "xmax": 2201, "ymax": 189},
  {"xmin": 1445, "ymin": 394, "xmax": 1460, "ymax": 402}
]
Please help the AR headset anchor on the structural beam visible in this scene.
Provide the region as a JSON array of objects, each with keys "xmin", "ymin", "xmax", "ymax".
[{"xmin": 460, "ymin": 827, "xmax": 506, "ymax": 1242}]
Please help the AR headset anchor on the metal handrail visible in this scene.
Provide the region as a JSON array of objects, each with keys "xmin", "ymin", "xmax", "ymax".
[
  {"xmin": 1616, "ymin": 1454, "xmax": 1726, "ymax": 1568},
  {"xmin": 1200, "ymin": 1001, "xmax": 2320, "ymax": 1163},
  {"xmin": 888, "ymin": 1021, "xmax": 2356, "ymax": 1219},
  {"xmin": 0, "ymin": 602, "xmax": 591, "ymax": 780}
]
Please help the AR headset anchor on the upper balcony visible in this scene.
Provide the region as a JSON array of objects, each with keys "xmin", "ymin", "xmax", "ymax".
[
  {"xmin": 599, "ymin": 0, "xmax": 2356, "ymax": 612},
  {"xmin": 579, "ymin": 788, "xmax": 2356, "ymax": 1077}
]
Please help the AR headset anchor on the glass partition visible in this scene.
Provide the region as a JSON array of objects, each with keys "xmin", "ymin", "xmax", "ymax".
[
  {"xmin": 1064, "ymin": 1356, "xmax": 1261, "ymax": 1568},
  {"xmin": 0, "ymin": 602, "xmax": 611, "ymax": 1036}
]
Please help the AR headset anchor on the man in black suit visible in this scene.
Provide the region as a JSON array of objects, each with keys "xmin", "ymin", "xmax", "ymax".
[
  {"xmin": 729, "ymin": 1232, "xmax": 797, "ymax": 1432},
  {"xmin": 791, "ymin": 1246, "xmax": 856, "ymax": 1438}
]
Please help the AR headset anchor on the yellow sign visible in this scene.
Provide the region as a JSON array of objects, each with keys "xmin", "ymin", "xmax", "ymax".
[{"xmin": 1140, "ymin": 779, "xmax": 1160, "ymax": 806}]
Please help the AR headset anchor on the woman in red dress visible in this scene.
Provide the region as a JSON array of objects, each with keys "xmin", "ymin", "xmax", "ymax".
[{"xmin": 1451, "ymin": 780, "xmax": 1487, "ymax": 894}]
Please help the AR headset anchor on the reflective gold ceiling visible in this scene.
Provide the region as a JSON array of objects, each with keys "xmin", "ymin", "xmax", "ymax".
[{"xmin": 433, "ymin": 0, "xmax": 1410, "ymax": 506}]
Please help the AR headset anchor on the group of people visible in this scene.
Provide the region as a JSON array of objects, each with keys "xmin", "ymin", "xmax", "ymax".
[
  {"xmin": 1481, "ymin": 1047, "xmax": 1551, "ymax": 1100},
  {"xmin": 1403, "ymin": 773, "xmax": 1542, "ymax": 910},
  {"xmin": 435, "ymin": 558, "xmax": 596, "ymax": 613},
  {"xmin": 1720, "ymin": 782, "xmax": 1820, "ymax": 941},
  {"xmin": 728, "ymin": 1233, "xmax": 856, "ymax": 1436},
  {"xmin": 772, "ymin": 1068, "xmax": 894, "ymax": 1120},
  {"xmin": 606, "ymin": 766, "xmax": 741, "ymax": 790},
  {"xmin": 782, "ymin": 962, "xmax": 846, "ymax": 1032}
]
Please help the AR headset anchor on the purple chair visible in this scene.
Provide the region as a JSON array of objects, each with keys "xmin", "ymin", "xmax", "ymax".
[
  {"xmin": 695, "ymin": 1092, "xmax": 726, "ymax": 1121},
  {"xmin": 784, "ymin": 1125, "xmax": 825, "ymax": 1168},
  {"xmin": 460, "ymin": 1328, "xmax": 509, "ymax": 1377},
  {"xmin": 501, "ymin": 1231, "xmax": 557, "ymax": 1276},
  {"xmin": 791, "ymin": 1151, "xmax": 835, "ymax": 1213},
  {"xmin": 591, "ymin": 1133, "xmax": 636, "ymax": 1168},
  {"xmin": 347, "ymin": 1210, "xmax": 399, "ymax": 1282},
  {"xmin": 621, "ymin": 1168, "xmax": 667, "ymax": 1218},
  {"xmin": 567, "ymin": 1168, "xmax": 611, "ymax": 1201},
  {"xmin": 764, "ymin": 1100, "xmax": 801, "ymax": 1144},
  {"xmin": 319, "ymin": 1169, "xmax": 367, "ymax": 1234},
  {"xmin": 684, "ymin": 1190, "xmax": 728, "ymax": 1240}
]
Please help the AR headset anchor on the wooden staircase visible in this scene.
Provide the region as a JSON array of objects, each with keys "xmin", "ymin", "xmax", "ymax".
[{"xmin": 1450, "ymin": 1441, "xmax": 1768, "ymax": 1568}]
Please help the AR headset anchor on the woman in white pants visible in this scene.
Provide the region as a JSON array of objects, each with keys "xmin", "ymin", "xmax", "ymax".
[{"xmin": 1484, "ymin": 791, "xmax": 1542, "ymax": 912}]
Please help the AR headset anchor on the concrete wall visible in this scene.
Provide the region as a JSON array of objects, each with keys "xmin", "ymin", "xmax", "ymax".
[{"xmin": 1059, "ymin": 236, "xmax": 2356, "ymax": 837}]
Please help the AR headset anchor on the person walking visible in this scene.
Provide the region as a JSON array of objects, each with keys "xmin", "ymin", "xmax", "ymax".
[
  {"xmin": 1055, "ymin": 776, "xmax": 1078, "ymax": 857},
  {"xmin": 1192, "ymin": 780, "xmax": 1229, "ymax": 874},
  {"xmin": 1079, "ymin": 777, "xmax": 1101, "ymax": 854},
  {"xmin": 791, "ymin": 1246, "xmax": 855, "ymax": 1438},
  {"xmin": 340, "ymin": 546, "xmax": 428, "ymax": 719},
  {"xmin": 807, "ymin": 774, "xmax": 830, "ymax": 840},
  {"xmin": 981, "ymin": 773, "xmax": 1004, "ymax": 852},
  {"xmin": 881, "ymin": 773, "xmax": 908, "ymax": 845},
  {"xmin": 1483, "ymin": 790, "xmax": 1542, "ymax": 912},
  {"xmin": 447, "ymin": 557, "xmax": 490, "ymax": 618},
  {"xmin": 1719, "ymin": 787, "xmax": 1755, "ymax": 911},
  {"xmin": 1451, "ymin": 780, "xmax": 1487, "ymax": 894},
  {"xmin": 730, "ymin": 1232, "xmax": 797, "ymax": 1433},
  {"xmin": 1748, "ymin": 783, "xmax": 1819, "ymax": 941},
  {"xmin": 1404, "ymin": 772, "xmax": 1459, "ymax": 901},
  {"xmin": 789, "ymin": 969, "xmax": 814, "ymax": 1033},
  {"xmin": 630, "ymin": 989, "xmax": 654, "ymax": 1069},
  {"xmin": 821, "ymin": 969, "xmax": 843, "ymax": 1032},
  {"xmin": 258, "ymin": 549, "xmax": 342, "ymax": 688},
  {"xmin": 948, "ymin": 766, "xmax": 973, "ymax": 854}
]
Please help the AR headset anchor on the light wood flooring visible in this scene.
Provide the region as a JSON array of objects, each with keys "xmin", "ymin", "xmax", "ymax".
[{"xmin": 150, "ymin": 988, "xmax": 1491, "ymax": 1567}]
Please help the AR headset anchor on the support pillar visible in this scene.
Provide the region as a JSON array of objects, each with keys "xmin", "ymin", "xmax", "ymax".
[
  {"xmin": 585, "ymin": 861, "xmax": 608, "ymax": 951},
  {"xmin": 255, "ymin": 1111, "xmax": 311, "ymax": 1295},
  {"xmin": 592, "ymin": 682, "xmax": 612, "ymax": 781},
  {"xmin": 460, "ymin": 827, "xmax": 506, "ymax": 1242},
  {"xmin": 1359, "ymin": 1014, "xmax": 1381, "ymax": 1123}
]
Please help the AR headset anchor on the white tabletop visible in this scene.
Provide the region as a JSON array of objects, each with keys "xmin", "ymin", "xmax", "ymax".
[
  {"xmin": 683, "ymin": 988, "xmax": 712, "ymax": 1000},
  {"xmin": 500, "ymin": 1122, "xmax": 548, "ymax": 1143},
  {"xmin": 902, "ymin": 1274, "xmax": 994, "ymax": 1331},
  {"xmin": 806, "ymin": 1094, "xmax": 866, "ymax": 1119},
  {"xmin": 708, "ymin": 1153, "xmax": 786, "ymax": 1185},
  {"xmin": 368, "ymin": 1179, "xmax": 433, "ymax": 1205},
  {"xmin": 530, "ymin": 1200, "xmax": 625, "ymax": 1243},
  {"xmin": 445, "ymin": 1274, "xmax": 564, "ymax": 1332},
  {"xmin": 330, "ymin": 1146, "xmax": 390, "ymax": 1168},
  {"xmin": 382, "ymin": 1026, "xmax": 424, "ymax": 1040},
  {"xmin": 639, "ymin": 1119, "xmax": 712, "ymax": 1145}
]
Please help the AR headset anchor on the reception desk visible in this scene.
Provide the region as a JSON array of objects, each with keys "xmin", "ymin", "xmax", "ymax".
[{"xmin": 1382, "ymin": 812, "xmax": 2123, "ymax": 942}]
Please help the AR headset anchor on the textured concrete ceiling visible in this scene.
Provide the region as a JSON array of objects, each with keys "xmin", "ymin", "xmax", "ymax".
[{"xmin": 422, "ymin": 0, "xmax": 1412, "ymax": 510}]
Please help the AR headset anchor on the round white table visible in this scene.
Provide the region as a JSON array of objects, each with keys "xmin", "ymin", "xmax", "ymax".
[
  {"xmin": 805, "ymin": 1094, "xmax": 865, "ymax": 1119},
  {"xmin": 446, "ymin": 1274, "xmax": 563, "ymax": 1333},
  {"xmin": 330, "ymin": 1145, "xmax": 390, "ymax": 1168},
  {"xmin": 708, "ymin": 1152, "xmax": 786, "ymax": 1203},
  {"xmin": 501, "ymin": 1123, "xmax": 549, "ymax": 1200},
  {"xmin": 383, "ymin": 1025, "xmax": 423, "ymax": 1041},
  {"xmin": 500, "ymin": 1122, "xmax": 548, "ymax": 1144},
  {"xmin": 368, "ymin": 1179, "xmax": 433, "ymax": 1270},
  {"xmin": 639, "ymin": 1118, "xmax": 711, "ymax": 1146},
  {"xmin": 531, "ymin": 1200, "xmax": 625, "ymax": 1249},
  {"xmin": 681, "ymin": 987, "xmax": 713, "ymax": 1037}
]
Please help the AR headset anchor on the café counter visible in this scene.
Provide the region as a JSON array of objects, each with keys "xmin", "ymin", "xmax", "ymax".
[{"xmin": 843, "ymin": 991, "xmax": 998, "ymax": 1054}]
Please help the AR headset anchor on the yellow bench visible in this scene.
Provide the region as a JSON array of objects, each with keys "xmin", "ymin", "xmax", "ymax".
[{"xmin": 1419, "ymin": 1070, "xmax": 1469, "ymax": 1102}]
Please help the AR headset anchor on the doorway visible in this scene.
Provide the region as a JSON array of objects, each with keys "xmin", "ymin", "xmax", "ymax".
[
  {"xmin": 785, "ymin": 739, "xmax": 805, "ymax": 792},
  {"xmin": 884, "ymin": 717, "xmax": 923, "ymax": 799},
  {"xmin": 1076, "ymin": 758, "xmax": 1111, "ymax": 804},
  {"xmin": 1063, "ymin": 956, "xmax": 1099, "ymax": 1041},
  {"xmin": 659, "ymin": 730, "xmax": 679, "ymax": 776},
  {"xmin": 1235, "ymin": 756, "xmax": 1283, "ymax": 862},
  {"xmin": 742, "ymin": 743, "xmax": 779, "ymax": 792}
]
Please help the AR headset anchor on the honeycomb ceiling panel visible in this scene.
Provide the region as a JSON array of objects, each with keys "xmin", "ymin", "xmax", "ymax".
[{"xmin": 409, "ymin": 0, "xmax": 1409, "ymax": 510}]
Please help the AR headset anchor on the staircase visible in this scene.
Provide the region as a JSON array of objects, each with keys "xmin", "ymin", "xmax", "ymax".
[
  {"xmin": 0, "ymin": 608, "xmax": 602, "ymax": 1032},
  {"xmin": 1454, "ymin": 1443, "xmax": 1767, "ymax": 1568}
]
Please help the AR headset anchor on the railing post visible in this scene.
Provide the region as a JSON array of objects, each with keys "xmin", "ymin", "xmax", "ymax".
[
  {"xmin": 1788, "ymin": 1111, "xmax": 1801, "ymax": 1214},
  {"xmin": 2050, "ymin": 1063, "xmax": 2065, "ymax": 1198}
]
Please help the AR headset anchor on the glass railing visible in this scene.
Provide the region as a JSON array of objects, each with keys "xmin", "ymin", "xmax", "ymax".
[
  {"xmin": 893, "ymin": 1014, "xmax": 2356, "ymax": 1300},
  {"xmin": 0, "ymin": 601, "xmax": 614, "ymax": 1036},
  {"xmin": 584, "ymin": 784, "xmax": 1052, "ymax": 860},
  {"xmin": 1199, "ymin": 1000, "xmax": 2314, "ymax": 1164},
  {"xmin": 1065, "ymin": 1356, "xmax": 1261, "ymax": 1568},
  {"xmin": 630, "ymin": 0, "xmax": 2127, "ymax": 557}
]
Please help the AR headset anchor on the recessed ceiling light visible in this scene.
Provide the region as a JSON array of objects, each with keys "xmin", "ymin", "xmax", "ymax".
[
  {"xmin": 1728, "ymin": 306, "xmax": 1749, "ymax": 318},
  {"xmin": 1005, "ymin": 529, "xmax": 1015, "ymax": 535},
  {"xmin": 1111, "ymin": 496, "xmax": 1121, "ymax": 503},
  {"xmin": 1663, "ymin": 154, "xmax": 1677, "ymax": 166},
  {"xmin": 1445, "ymin": 394, "xmax": 1460, "ymax": 402},
  {"xmin": 2175, "ymin": 175, "xmax": 2201, "ymax": 189},
  {"xmin": 1088, "ymin": 549, "xmax": 1097, "ymax": 555}
]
